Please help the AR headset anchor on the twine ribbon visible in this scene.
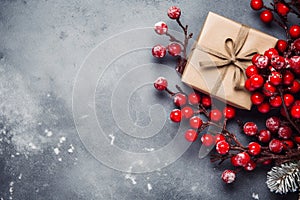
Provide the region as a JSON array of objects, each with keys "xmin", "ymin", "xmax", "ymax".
[{"xmin": 195, "ymin": 25, "xmax": 258, "ymax": 95}]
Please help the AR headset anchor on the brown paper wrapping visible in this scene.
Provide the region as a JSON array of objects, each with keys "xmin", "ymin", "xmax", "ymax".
[{"xmin": 181, "ymin": 12, "xmax": 278, "ymax": 110}]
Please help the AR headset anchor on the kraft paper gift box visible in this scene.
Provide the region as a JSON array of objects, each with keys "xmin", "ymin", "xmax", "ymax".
[{"xmin": 181, "ymin": 12, "xmax": 278, "ymax": 110}]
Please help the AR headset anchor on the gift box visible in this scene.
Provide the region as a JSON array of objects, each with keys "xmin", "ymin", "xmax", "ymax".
[{"xmin": 181, "ymin": 12, "xmax": 278, "ymax": 110}]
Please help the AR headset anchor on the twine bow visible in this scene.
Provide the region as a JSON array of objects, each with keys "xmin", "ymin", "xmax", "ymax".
[{"xmin": 196, "ymin": 25, "xmax": 258, "ymax": 95}]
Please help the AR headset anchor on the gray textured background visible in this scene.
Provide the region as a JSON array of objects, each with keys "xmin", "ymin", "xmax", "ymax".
[{"xmin": 0, "ymin": 0, "xmax": 297, "ymax": 199}]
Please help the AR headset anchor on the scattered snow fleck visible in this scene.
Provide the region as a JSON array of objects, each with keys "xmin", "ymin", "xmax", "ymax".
[
  {"xmin": 147, "ymin": 183, "xmax": 152, "ymax": 191},
  {"xmin": 47, "ymin": 93, "xmax": 51, "ymax": 97},
  {"xmin": 80, "ymin": 115, "xmax": 89, "ymax": 119},
  {"xmin": 108, "ymin": 134, "xmax": 115, "ymax": 145},
  {"xmin": 18, "ymin": 173, "xmax": 22, "ymax": 180},
  {"xmin": 67, "ymin": 144, "xmax": 75, "ymax": 153},
  {"xmin": 125, "ymin": 174, "xmax": 137, "ymax": 185},
  {"xmin": 53, "ymin": 147, "xmax": 60, "ymax": 155},
  {"xmin": 144, "ymin": 147, "xmax": 154, "ymax": 152},
  {"xmin": 252, "ymin": 193, "xmax": 259, "ymax": 200},
  {"xmin": 59, "ymin": 137, "xmax": 66, "ymax": 143},
  {"xmin": 58, "ymin": 158, "xmax": 62, "ymax": 162},
  {"xmin": 46, "ymin": 131, "xmax": 53, "ymax": 137},
  {"xmin": 28, "ymin": 143, "xmax": 37, "ymax": 150},
  {"xmin": 9, "ymin": 181, "xmax": 14, "ymax": 199}
]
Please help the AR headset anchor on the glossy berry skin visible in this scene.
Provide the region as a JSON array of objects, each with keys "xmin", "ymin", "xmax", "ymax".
[
  {"xmin": 244, "ymin": 160, "xmax": 257, "ymax": 171},
  {"xmin": 154, "ymin": 77, "xmax": 168, "ymax": 91},
  {"xmin": 216, "ymin": 140, "xmax": 230, "ymax": 155},
  {"xmin": 152, "ymin": 44, "xmax": 166, "ymax": 58},
  {"xmin": 269, "ymin": 71, "xmax": 282, "ymax": 86},
  {"xmin": 271, "ymin": 55, "xmax": 285, "ymax": 70},
  {"xmin": 246, "ymin": 65, "xmax": 259, "ymax": 78},
  {"xmin": 250, "ymin": 0, "xmax": 264, "ymax": 10},
  {"xmin": 294, "ymin": 136, "xmax": 300, "ymax": 144},
  {"xmin": 243, "ymin": 122, "xmax": 258, "ymax": 136},
  {"xmin": 264, "ymin": 48, "xmax": 278, "ymax": 60},
  {"xmin": 276, "ymin": 40, "xmax": 288, "ymax": 53},
  {"xmin": 170, "ymin": 109, "xmax": 181, "ymax": 123},
  {"xmin": 278, "ymin": 126, "xmax": 292, "ymax": 139},
  {"xmin": 283, "ymin": 93, "xmax": 295, "ymax": 107},
  {"xmin": 291, "ymin": 105, "xmax": 300, "ymax": 118},
  {"xmin": 266, "ymin": 116, "xmax": 281, "ymax": 132},
  {"xmin": 248, "ymin": 142, "xmax": 261, "ymax": 156},
  {"xmin": 167, "ymin": 43, "xmax": 182, "ymax": 56},
  {"xmin": 269, "ymin": 139, "xmax": 283, "ymax": 153},
  {"xmin": 215, "ymin": 134, "xmax": 226, "ymax": 144},
  {"xmin": 283, "ymin": 71, "xmax": 295, "ymax": 86},
  {"xmin": 276, "ymin": 3, "xmax": 290, "ymax": 16},
  {"xmin": 231, "ymin": 155, "xmax": 240, "ymax": 167},
  {"xmin": 263, "ymin": 82, "xmax": 277, "ymax": 97},
  {"xmin": 260, "ymin": 10, "xmax": 273, "ymax": 23},
  {"xmin": 189, "ymin": 116, "xmax": 203, "ymax": 129},
  {"xmin": 257, "ymin": 102, "xmax": 271, "ymax": 113},
  {"xmin": 252, "ymin": 54, "xmax": 269, "ymax": 69},
  {"xmin": 188, "ymin": 92, "xmax": 201, "ymax": 105},
  {"xmin": 250, "ymin": 74, "xmax": 264, "ymax": 88},
  {"xmin": 201, "ymin": 95, "xmax": 211, "ymax": 107},
  {"xmin": 283, "ymin": 140, "xmax": 294, "ymax": 150},
  {"xmin": 181, "ymin": 106, "xmax": 194, "ymax": 119},
  {"xmin": 293, "ymin": 38, "xmax": 300, "ymax": 52},
  {"xmin": 185, "ymin": 129, "xmax": 198, "ymax": 142},
  {"xmin": 167, "ymin": 6, "xmax": 181, "ymax": 19},
  {"xmin": 209, "ymin": 109, "xmax": 222, "ymax": 122},
  {"xmin": 289, "ymin": 56, "xmax": 300, "ymax": 75},
  {"xmin": 258, "ymin": 129, "xmax": 272, "ymax": 143},
  {"xmin": 245, "ymin": 79, "xmax": 256, "ymax": 92},
  {"xmin": 289, "ymin": 25, "xmax": 300, "ymax": 39},
  {"xmin": 269, "ymin": 96, "xmax": 282, "ymax": 107},
  {"xmin": 173, "ymin": 93, "xmax": 187, "ymax": 107},
  {"xmin": 154, "ymin": 21, "xmax": 168, "ymax": 35},
  {"xmin": 201, "ymin": 134, "xmax": 215, "ymax": 147},
  {"xmin": 251, "ymin": 92, "xmax": 264, "ymax": 105},
  {"xmin": 221, "ymin": 170, "xmax": 236, "ymax": 184},
  {"xmin": 288, "ymin": 80, "xmax": 300, "ymax": 93},
  {"xmin": 223, "ymin": 106, "xmax": 236, "ymax": 119},
  {"xmin": 234, "ymin": 152, "xmax": 251, "ymax": 167}
]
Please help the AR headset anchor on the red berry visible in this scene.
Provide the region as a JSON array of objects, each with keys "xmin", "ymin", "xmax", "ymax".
[
  {"xmin": 185, "ymin": 129, "xmax": 198, "ymax": 142},
  {"xmin": 243, "ymin": 122, "xmax": 258, "ymax": 136},
  {"xmin": 291, "ymin": 105, "xmax": 300, "ymax": 118},
  {"xmin": 278, "ymin": 126, "xmax": 292, "ymax": 139},
  {"xmin": 234, "ymin": 152, "xmax": 251, "ymax": 167},
  {"xmin": 264, "ymin": 48, "xmax": 279, "ymax": 60},
  {"xmin": 269, "ymin": 71, "xmax": 282, "ymax": 86},
  {"xmin": 276, "ymin": 40, "xmax": 288, "ymax": 53},
  {"xmin": 170, "ymin": 109, "xmax": 181, "ymax": 123},
  {"xmin": 260, "ymin": 10, "xmax": 273, "ymax": 23},
  {"xmin": 201, "ymin": 95, "xmax": 211, "ymax": 107},
  {"xmin": 257, "ymin": 102, "xmax": 271, "ymax": 113},
  {"xmin": 223, "ymin": 106, "xmax": 236, "ymax": 119},
  {"xmin": 263, "ymin": 82, "xmax": 277, "ymax": 97},
  {"xmin": 271, "ymin": 55, "xmax": 285, "ymax": 70},
  {"xmin": 154, "ymin": 77, "xmax": 168, "ymax": 91},
  {"xmin": 251, "ymin": 92, "xmax": 264, "ymax": 105},
  {"xmin": 258, "ymin": 129, "xmax": 272, "ymax": 143},
  {"xmin": 269, "ymin": 96, "xmax": 282, "ymax": 107},
  {"xmin": 289, "ymin": 25, "xmax": 300, "ymax": 39},
  {"xmin": 173, "ymin": 93, "xmax": 187, "ymax": 107},
  {"xmin": 293, "ymin": 38, "xmax": 300, "ymax": 52},
  {"xmin": 250, "ymin": 0, "xmax": 264, "ymax": 10},
  {"xmin": 167, "ymin": 6, "xmax": 181, "ymax": 19},
  {"xmin": 250, "ymin": 74, "xmax": 264, "ymax": 88},
  {"xmin": 283, "ymin": 93, "xmax": 295, "ymax": 107},
  {"xmin": 289, "ymin": 56, "xmax": 300, "ymax": 75},
  {"xmin": 245, "ymin": 79, "xmax": 256, "ymax": 92},
  {"xmin": 189, "ymin": 116, "xmax": 203, "ymax": 129},
  {"xmin": 154, "ymin": 21, "xmax": 168, "ymax": 35},
  {"xmin": 181, "ymin": 106, "xmax": 194, "ymax": 119},
  {"xmin": 280, "ymin": 107, "xmax": 288, "ymax": 117},
  {"xmin": 248, "ymin": 142, "xmax": 261, "ymax": 156},
  {"xmin": 294, "ymin": 136, "xmax": 300, "ymax": 144},
  {"xmin": 215, "ymin": 134, "xmax": 226, "ymax": 144},
  {"xmin": 294, "ymin": 100, "xmax": 300, "ymax": 106},
  {"xmin": 283, "ymin": 140, "xmax": 294, "ymax": 150},
  {"xmin": 246, "ymin": 65, "xmax": 259, "ymax": 78},
  {"xmin": 244, "ymin": 160, "xmax": 256, "ymax": 171},
  {"xmin": 221, "ymin": 170, "xmax": 236, "ymax": 184},
  {"xmin": 263, "ymin": 159, "xmax": 272, "ymax": 165},
  {"xmin": 216, "ymin": 140, "xmax": 230, "ymax": 155},
  {"xmin": 266, "ymin": 116, "xmax": 281, "ymax": 132},
  {"xmin": 201, "ymin": 134, "xmax": 215, "ymax": 147},
  {"xmin": 167, "ymin": 43, "xmax": 182, "ymax": 56},
  {"xmin": 252, "ymin": 54, "xmax": 269, "ymax": 69},
  {"xmin": 288, "ymin": 80, "xmax": 300, "ymax": 93},
  {"xmin": 209, "ymin": 109, "xmax": 222, "ymax": 122},
  {"xmin": 231, "ymin": 156, "xmax": 240, "ymax": 167},
  {"xmin": 269, "ymin": 139, "xmax": 283, "ymax": 153},
  {"xmin": 188, "ymin": 92, "xmax": 201, "ymax": 105},
  {"xmin": 283, "ymin": 71, "xmax": 295, "ymax": 86},
  {"xmin": 276, "ymin": 3, "xmax": 290, "ymax": 16},
  {"xmin": 152, "ymin": 44, "xmax": 166, "ymax": 58}
]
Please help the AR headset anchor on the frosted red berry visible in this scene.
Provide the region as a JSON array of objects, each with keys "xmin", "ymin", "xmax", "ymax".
[
  {"xmin": 245, "ymin": 79, "xmax": 256, "ymax": 92},
  {"xmin": 167, "ymin": 43, "xmax": 182, "ymax": 56},
  {"xmin": 269, "ymin": 139, "xmax": 283, "ymax": 153},
  {"xmin": 266, "ymin": 116, "xmax": 280, "ymax": 132},
  {"xmin": 258, "ymin": 129, "xmax": 272, "ymax": 143},
  {"xmin": 215, "ymin": 134, "xmax": 226, "ymax": 144},
  {"xmin": 269, "ymin": 96, "xmax": 282, "ymax": 107},
  {"xmin": 288, "ymin": 80, "xmax": 300, "ymax": 93},
  {"xmin": 216, "ymin": 140, "xmax": 230, "ymax": 155},
  {"xmin": 260, "ymin": 10, "xmax": 273, "ymax": 23},
  {"xmin": 283, "ymin": 140, "xmax": 294, "ymax": 150},
  {"xmin": 252, "ymin": 54, "xmax": 269, "ymax": 69},
  {"xmin": 289, "ymin": 25, "xmax": 300, "ymax": 39},
  {"xmin": 170, "ymin": 109, "xmax": 182, "ymax": 123},
  {"xmin": 246, "ymin": 65, "xmax": 259, "ymax": 78},
  {"xmin": 244, "ymin": 160, "xmax": 257, "ymax": 171},
  {"xmin": 251, "ymin": 92, "xmax": 264, "ymax": 105},
  {"xmin": 209, "ymin": 109, "xmax": 222, "ymax": 122},
  {"xmin": 173, "ymin": 93, "xmax": 187, "ymax": 107},
  {"xmin": 154, "ymin": 77, "xmax": 168, "ymax": 91},
  {"xmin": 185, "ymin": 129, "xmax": 198, "ymax": 142},
  {"xmin": 152, "ymin": 44, "xmax": 166, "ymax": 58},
  {"xmin": 291, "ymin": 105, "xmax": 300, "ymax": 118},
  {"xmin": 234, "ymin": 152, "xmax": 251, "ymax": 167},
  {"xmin": 276, "ymin": 2, "xmax": 290, "ymax": 16},
  {"xmin": 189, "ymin": 116, "xmax": 203, "ymax": 129},
  {"xmin": 201, "ymin": 95, "xmax": 212, "ymax": 107},
  {"xmin": 167, "ymin": 6, "xmax": 181, "ymax": 19},
  {"xmin": 271, "ymin": 55, "xmax": 285, "ymax": 70},
  {"xmin": 257, "ymin": 102, "xmax": 271, "ymax": 113},
  {"xmin": 188, "ymin": 92, "xmax": 201, "ymax": 105},
  {"xmin": 293, "ymin": 38, "xmax": 300, "ymax": 52},
  {"xmin": 181, "ymin": 106, "xmax": 194, "ymax": 119},
  {"xmin": 223, "ymin": 106, "xmax": 236, "ymax": 119},
  {"xmin": 243, "ymin": 122, "xmax": 258, "ymax": 136},
  {"xmin": 264, "ymin": 48, "xmax": 278, "ymax": 60},
  {"xmin": 263, "ymin": 82, "xmax": 277, "ymax": 97},
  {"xmin": 278, "ymin": 126, "xmax": 292, "ymax": 139},
  {"xmin": 289, "ymin": 56, "xmax": 300, "ymax": 75},
  {"xmin": 250, "ymin": 0, "xmax": 264, "ymax": 10},
  {"xmin": 276, "ymin": 40, "xmax": 288, "ymax": 53},
  {"xmin": 231, "ymin": 156, "xmax": 240, "ymax": 167},
  {"xmin": 154, "ymin": 21, "xmax": 168, "ymax": 35},
  {"xmin": 221, "ymin": 170, "xmax": 236, "ymax": 184},
  {"xmin": 269, "ymin": 71, "xmax": 282, "ymax": 86},
  {"xmin": 283, "ymin": 93, "xmax": 295, "ymax": 107},
  {"xmin": 248, "ymin": 142, "xmax": 261, "ymax": 156},
  {"xmin": 201, "ymin": 134, "xmax": 215, "ymax": 147}
]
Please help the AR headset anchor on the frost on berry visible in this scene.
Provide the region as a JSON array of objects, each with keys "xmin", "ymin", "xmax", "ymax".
[
  {"xmin": 154, "ymin": 21, "xmax": 168, "ymax": 35},
  {"xmin": 266, "ymin": 116, "xmax": 280, "ymax": 132},
  {"xmin": 221, "ymin": 170, "xmax": 236, "ymax": 184}
]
